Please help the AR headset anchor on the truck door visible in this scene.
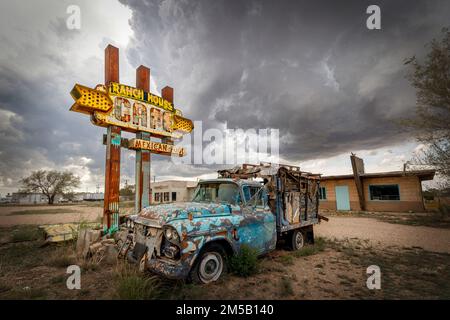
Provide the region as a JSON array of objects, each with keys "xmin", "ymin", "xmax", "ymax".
[{"xmin": 238, "ymin": 185, "xmax": 277, "ymax": 254}]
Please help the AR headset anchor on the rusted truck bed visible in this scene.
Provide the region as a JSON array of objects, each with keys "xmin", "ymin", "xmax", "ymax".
[{"xmin": 218, "ymin": 163, "xmax": 321, "ymax": 234}]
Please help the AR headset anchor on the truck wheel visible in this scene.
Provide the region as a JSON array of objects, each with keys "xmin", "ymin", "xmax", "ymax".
[
  {"xmin": 190, "ymin": 244, "xmax": 227, "ymax": 284},
  {"xmin": 290, "ymin": 229, "xmax": 305, "ymax": 251}
]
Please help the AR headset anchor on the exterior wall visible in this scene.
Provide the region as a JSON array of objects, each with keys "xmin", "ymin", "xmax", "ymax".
[
  {"xmin": 82, "ymin": 193, "xmax": 104, "ymax": 201},
  {"xmin": 319, "ymin": 175, "xmax": 425, "ymax": 212},
  {"xmin": 319, "ymin": 178, "xmax": 361, "ymax": 211},
  {"xmin": 187, "ymin": 187, "xmax": 196, "ymax": 201},
  {"xmin": 363, "ymin": 176, "xmax": 424, "ymax": 212},
  {"xmin": 151, "ymin": 181, "xmax": 197, "ymax": 204}
]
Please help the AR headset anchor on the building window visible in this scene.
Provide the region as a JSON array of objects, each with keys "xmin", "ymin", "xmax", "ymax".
[
  {"xmin": 319, "ymin": 187, "xmax": 327, "ymax": 200},
  {"xmin": 164, "ymin": 192, "xmax": 170, "ymax": 202},
  {"xmin": 172, "ymin": 192, "xmax": 177, "ymax": 202},
  {"xmin": 154, "ymin": 193, "xmax": 161, "ymax": 203},
  {"xmin": 369, "ymin": 185, "xmax": 400, "ymax": 201}
]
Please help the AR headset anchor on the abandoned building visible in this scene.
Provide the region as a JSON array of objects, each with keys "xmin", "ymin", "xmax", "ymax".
[
  {"xmin": 319, "ymin": 155, "xmax": 435, "ymax": 212},
  {"xmin": 150, "ymin": 180, "xmax": 198, "ymax": 203}
]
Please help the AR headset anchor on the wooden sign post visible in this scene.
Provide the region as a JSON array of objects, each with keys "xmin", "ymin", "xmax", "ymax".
[
  {"xmin": 103, "ymin": 45, "xmax": 121, "ymax": 233},
  {"xmin": 135, "ymin": 65, "xmax": 151, "ymax": 213},
  {"xmin": 69, "ymin": 44, "xmax": 193, "ymax": 234}
]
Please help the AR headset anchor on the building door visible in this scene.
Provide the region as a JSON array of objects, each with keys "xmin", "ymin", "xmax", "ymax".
[{"xmin": 335, "ymin": 186, "xmax": 350, "ymax": 211}]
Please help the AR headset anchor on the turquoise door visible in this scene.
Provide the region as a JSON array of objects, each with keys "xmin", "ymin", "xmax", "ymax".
[{"xmin": 335, "ymin": 186, "xmax": 350, "ymax": 211}]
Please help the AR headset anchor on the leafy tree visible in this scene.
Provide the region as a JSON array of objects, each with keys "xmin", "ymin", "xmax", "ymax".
[
  {"xmin": 20, "ymin": 170, "xmax": 81, "ymax": 204},
  {"xmin": 403, "ymin": 28, "xmax": 450, "ymax": 185},
  {"xmin": 120, "ymin": 184, "xmax": 135, "ymax": 197}
]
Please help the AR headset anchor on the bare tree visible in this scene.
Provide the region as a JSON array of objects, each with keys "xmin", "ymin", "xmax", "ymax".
[
  {"xmin": 403, "ymin": 28, "xmax": 450, "ymax": 185},
  {"xmin": 20, "ymin": 170, "xmax": 81, "ymax": 204}
]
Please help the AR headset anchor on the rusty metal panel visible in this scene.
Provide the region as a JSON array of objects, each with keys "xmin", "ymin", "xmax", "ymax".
[
  {"xmin": 284, "ymin": 192, "xmax": 301, "ymax": 224},
  {"xmin": 351, "ymin": 154, "xmax": 366, "ymax": 210},
  {"xmin": 103, "ymin": 125, "xmax": 121, "ymax": 233}
]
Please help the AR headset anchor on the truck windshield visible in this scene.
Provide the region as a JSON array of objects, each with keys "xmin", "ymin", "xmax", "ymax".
[{"xmin": 192, "ymin": 182, "xmax": 240, "ymax": 205}]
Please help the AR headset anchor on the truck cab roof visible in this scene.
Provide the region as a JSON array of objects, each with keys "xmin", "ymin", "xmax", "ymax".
[{"xmin": 197, "ymin": 178, "xmax": 264, "ymax": 187}]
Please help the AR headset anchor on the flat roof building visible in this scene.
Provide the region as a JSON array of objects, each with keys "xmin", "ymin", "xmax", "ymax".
[
  {"xmin": 151, "ymin": 180, "xmax": 198, "ymax": 204},
  {"xmin": 319, "ymin": 155, "xmax": 435, "ymax": 212}
]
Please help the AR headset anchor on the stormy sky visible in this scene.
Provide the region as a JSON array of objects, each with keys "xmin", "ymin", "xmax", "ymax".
[{"xmin": 0, "ymin": 0, "xmax": 449, "ymax": 195}]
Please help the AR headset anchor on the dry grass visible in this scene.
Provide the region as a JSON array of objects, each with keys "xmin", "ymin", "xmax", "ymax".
[
  {"xmin": 114, "ymin": 264, "xmax": 162, "ymax": 300},
  {"xmin": 0, "ymin": 224, "xmax": 449, "ymax": 300},
  {"xmin": 8, "ymin": 209, "xmax": 78, "ymax": 216}
]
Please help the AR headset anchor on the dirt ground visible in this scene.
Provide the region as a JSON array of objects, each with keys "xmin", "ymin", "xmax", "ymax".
[
  {"xmin": 315, "ymin": 217, "xmax": 450, "ymax": 254},
  {"xmin": 2, "ymin": 204, "xmax": 448, "ymax": 254},
  {"xmin": 0, "ymin": 203, "xmax": 133, "ymax": 226},
  {"xmin": 0, "ymin": 206, "xmax": 449, "ymax": 300}
]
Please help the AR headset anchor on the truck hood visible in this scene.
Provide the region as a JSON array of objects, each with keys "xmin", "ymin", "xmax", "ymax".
[{"xmin": 134, "ymin": 202, "xmax": 236, "ymax": 227}]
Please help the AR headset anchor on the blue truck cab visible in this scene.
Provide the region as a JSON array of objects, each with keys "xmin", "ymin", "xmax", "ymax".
[{"xmin": 121, "ymin": 163, "xmax": 323, "ymax": 283}]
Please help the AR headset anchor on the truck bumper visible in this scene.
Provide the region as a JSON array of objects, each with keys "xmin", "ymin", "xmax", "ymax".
[
  {"xmin": 146, "ymin": 258, "xmax": 191, "ymax": 280},
  {"xmin": 127, "ymin": 249, "xmax": 191, "ymax": 280}
]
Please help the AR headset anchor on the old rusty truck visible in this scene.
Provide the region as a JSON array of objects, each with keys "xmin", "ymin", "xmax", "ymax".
[{"xmin": 119, "ymin": 163, "xmax": 326, "ymax": 283}]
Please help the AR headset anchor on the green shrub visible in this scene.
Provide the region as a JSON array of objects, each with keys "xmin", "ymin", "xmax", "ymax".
[
  {"xmin": 49, "ymin": 254, "xmax": 76, "ymax": 268},
  {"xmin": 116, "ymin": 275, "xmax": 162, "ymax": 300},
  {"xmin": 115, "ymin": 265, "xmax": 161, "ymax": 300},
  {"xmin": 228, "ymin": 245, "xmax": 259, "ymax": 277},
  {"xmin": 50, "ymin": 275, "xmax": 66, "ymax": 285},
  {"xmin": 279, "ymin": 276, "xmax": 294, "ymax": 296},
  {"xmin": 45, "ymin": 244, "xmax": 77, "ymax": 268},
  {"xmin": 11, "ymin": 226, "xmax": 42, "ymax": 242},
  {"xmin": 293, "ymin": 237, "xmax": 326, "ymax": 258},
  {"xmin": 278, "ymin": 254, "xmax": 295, "ymax": 265},
  {"xmin": 315, "ymin": 237, "xmax": 326, "ymax": 249}
]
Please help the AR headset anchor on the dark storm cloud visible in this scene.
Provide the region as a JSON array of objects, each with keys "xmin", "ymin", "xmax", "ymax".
[
  {"xmin": 120, "ymin": 0, "xmax": 450, "ymax": 162},
  {"xmin": 0, "ymin": 0, "xmax": 139, "ymax": 193},
  {"xmin": 1, "ymin": 0, "xmax": 450, "ymax": 192},
  {"xmin": 0, "ymin": 60, "xmax": 106, "ymax": 187}
]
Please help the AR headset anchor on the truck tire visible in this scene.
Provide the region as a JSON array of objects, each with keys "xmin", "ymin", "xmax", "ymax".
[
  {"xmin": 305, "ymin": 225, "xmax": 315, "ymax": 244},
  {"xmin": 290, "ymin": 229, "xmax": 305, "ymax": 251},
  {"xmin": 189, "ymin": 243, "xmax": 227, "ymax": 284}
]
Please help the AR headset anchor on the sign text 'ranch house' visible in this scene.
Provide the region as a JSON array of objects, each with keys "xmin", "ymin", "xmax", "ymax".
[
  {"xmin": 70, "ymin": 82, "xmax": 193, "ymax": 142},
  {"xmin": 109, "ymin": 82, "xmax": 175, "ymax": 112}
]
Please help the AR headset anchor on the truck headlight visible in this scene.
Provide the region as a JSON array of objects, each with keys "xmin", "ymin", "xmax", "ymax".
[{"xmin": 164, "ymin": 227, "xmax": 179, "ymax": 242}]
